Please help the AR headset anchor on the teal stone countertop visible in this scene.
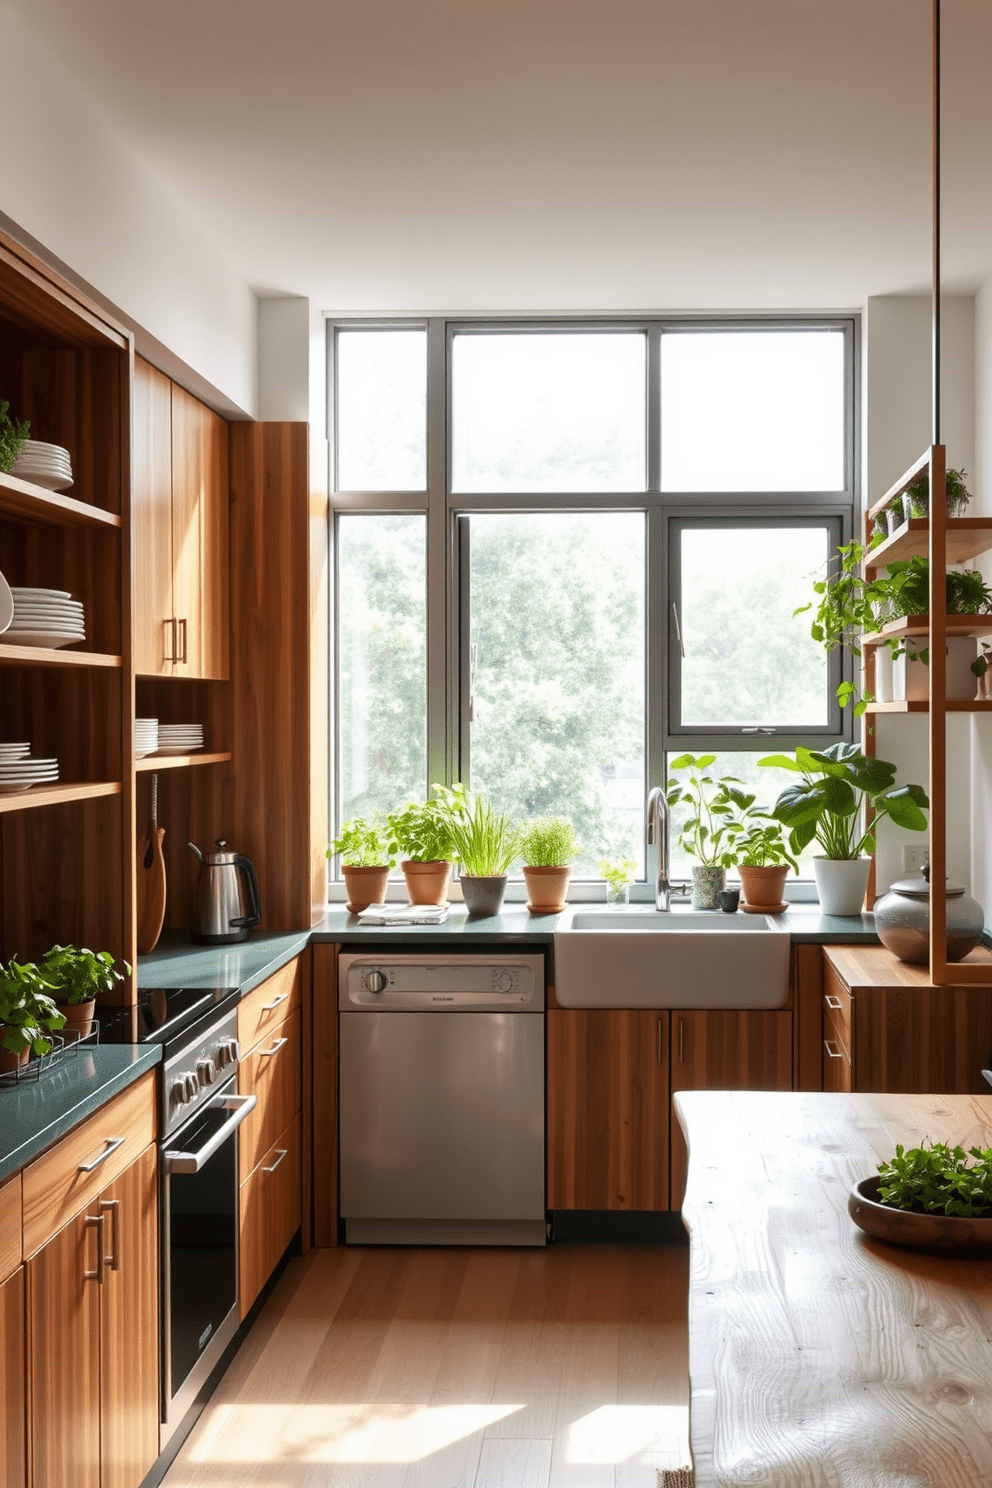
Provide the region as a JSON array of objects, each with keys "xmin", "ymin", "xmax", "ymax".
[
  {"xmin": 138, "ymin": 928, "xmax": 313, "ymax": 994},
  {"xmin": 0, "ymin": 1043, "xmax": 161, "ymax": 1185}
]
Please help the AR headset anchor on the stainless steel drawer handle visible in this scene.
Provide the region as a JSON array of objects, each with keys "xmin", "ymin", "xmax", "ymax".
[
  {"xmin": 261, "ymin": 1148, "xmax": 288, "ymax": 1174},
  {"xmin": 84, "ymin": 1213, "xmax": 105, "ymax": 1283},
  {"xmin": 261, "ymin": 993, "xmax": 289, "ymax": 1011},
  {"xmin": 165, "ymin": 1094, "xmax": 257, "ymax": 1174},
  {"xmin": 260, "ymin": 1037, "xmax": 289, "ymax": 1058},
  {"xmin": 100, "ymin": 1198, "xmax": 121, "ymax": 1271},
  {"xmin": 78, "ymin": 1136, "xmax": 125, "ymax": 1173},
  {"xmin": 823, "ymin": 1039, "xmax": 844, "ymax": 1059},
  {"xmin": 825, "ymin": 995, "xmax": 843, "ymax": 1011}
]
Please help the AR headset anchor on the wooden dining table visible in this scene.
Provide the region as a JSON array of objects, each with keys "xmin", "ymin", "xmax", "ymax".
[{"xmin": 674, "ymin": 1089, "xmax": 992, "ymax": 1488}]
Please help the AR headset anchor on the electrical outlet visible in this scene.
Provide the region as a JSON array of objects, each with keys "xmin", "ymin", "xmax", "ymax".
[{"xmin": 902, "ymin": 844, "xmax": 930, "ymax": 873}]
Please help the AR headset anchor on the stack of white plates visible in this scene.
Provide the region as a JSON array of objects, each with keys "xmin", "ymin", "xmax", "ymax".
[
  {"xmin": 156, "ymin": 723, "xmax": 203, "ymax": 756},
  {"xmin": 6, "ymin": 588, "xmax": 85, "ymax": 648},
  {"xmin": 135, "ymin": 719, "xmax": 159, "ymax": 759},
  {"xmin": 10, "ymin": 440, "xmax": 73, "ymax": 492},
  {"xmin": 0, "ymin": 747, "xmax": 58, "ymax": 795}
]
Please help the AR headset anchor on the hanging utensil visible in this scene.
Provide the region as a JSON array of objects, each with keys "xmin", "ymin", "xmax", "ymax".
[{"xmin": 136, "ymin": 772, "xmax": 167, "ymax": 954}]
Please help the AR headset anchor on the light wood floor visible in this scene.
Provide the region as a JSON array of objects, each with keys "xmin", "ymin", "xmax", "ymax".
[{"xmin": 162, "ymin": 1243, "xmax": 691, "ymax": 1488}]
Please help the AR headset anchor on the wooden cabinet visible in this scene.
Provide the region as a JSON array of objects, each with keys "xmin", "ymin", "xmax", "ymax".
[
  {"xmin": 822, "ymin": 944, "xmax": 992, "ymax": 1093},
  {"xmin": 547, "ymin": 1009, "xmax": 669, "ymax": 1211},
  {"xmin": 23, "ymin": 1074, "xmax": 158, "ymax": 1488},
  {"xmin": 133, "ymin": 356, "xmax": 229, "ymax": 680},
  {"xmin": 237, "ymin": 959, "xmax": 303, "ymax": 1314},
  {"xmin": 1, "ymin": 1174, "xmax": 25, "ymax": 1488},
  {"xmin": 669, "ymin": 1009, "xmax": 793, "ymax": 1208}
]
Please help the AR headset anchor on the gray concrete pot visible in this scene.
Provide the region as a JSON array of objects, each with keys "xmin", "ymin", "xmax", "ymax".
[{"xmin": 460, "ymin": 874, "xmax": 508, "ymax": 917}]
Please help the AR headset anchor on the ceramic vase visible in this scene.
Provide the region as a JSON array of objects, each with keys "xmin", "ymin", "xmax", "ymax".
[
  {"xmin": 813, "ymin": 857, "xmax": 870, "ymax": 916},
  {"xmin": 691, "ymin": 865, "xmax": 725, "ymax": 911}
]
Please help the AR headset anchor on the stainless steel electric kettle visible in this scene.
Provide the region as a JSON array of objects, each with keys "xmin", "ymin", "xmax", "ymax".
[{"xmin": 188, "ymin": 839, "xmax": 262, "ymax": 944}]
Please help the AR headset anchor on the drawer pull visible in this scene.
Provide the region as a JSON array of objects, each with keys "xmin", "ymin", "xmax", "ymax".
[
  {"xmin": 825, "ymin": 995, "xmax": 843, "ymax": 1011},
  {"xmin": 178, "ymin": 617, "xmax": 188, "ymax": 664},
  {"xmin": 261, "ymin": 992, "xmax": 289, "ymax": 1011},
  {"xmin": 262, "ymin": 1148, "xmax": 288, "ymax": 1174},
  {"xmin": 260, "ymin": 1037, "xmax": 289, "ymax": 1058},
  {"xmin": 84, "ymin": 1213, "xmax": 105, "ymax": 1284},
  {"xmin": 100, "ymin": 1198, "xmax": 121, "ymax": 1271},
  {"xmin": 78, "ymin": 1136, "xmax": 125, "ymax": 1174},
  {"xmin": 824, "ymin": 1039, "xmax": 844, "ymax": 1060}
]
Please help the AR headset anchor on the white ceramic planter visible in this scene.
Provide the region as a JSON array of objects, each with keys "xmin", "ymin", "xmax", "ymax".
[
  {"xmin": 891, "ymin": 636, "xmax": 976, "ymax": 703},
  {"xmin": 813, "ymin": 857, "xmax": 871, "ymax": 917},
  {"xmin": 873, "ymin": 647, "xmax": 893, "ymax": 704}
]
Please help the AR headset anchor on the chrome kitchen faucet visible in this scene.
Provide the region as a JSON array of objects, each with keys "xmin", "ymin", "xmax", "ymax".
[{"xmin": 646, "ymin": 786, "xmax": 673, "ymax": 911}]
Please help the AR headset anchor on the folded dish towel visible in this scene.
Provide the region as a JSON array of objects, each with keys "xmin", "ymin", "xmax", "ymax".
[{"xmin": 356, "ymin": 903, "xmax": 450, "ymax": 926}]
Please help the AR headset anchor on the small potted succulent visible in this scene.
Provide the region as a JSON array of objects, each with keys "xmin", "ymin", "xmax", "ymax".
[
  {"xmin": 519, "ymin": 817, "xmax": 580, "ymax": 914},
  {"xmin": 901, "ymin": 466, "xmax": 972, "ymax": 522},
  {"xmin": 665, "ymin": 754, "xmax": 757, "ymax": 910},
  {"xmin": 447, "ymin": 792, "xmax": 522, "ymax": 917},
  {"xmin": 39, "ymin": 944, "xmax": 130, "ymax": 1035},
  {"xmin": 0, "ymin": 957, "xmax": 65, "ymax": 1072},
  {"xmin": 386, "ymin": 784, "xmax": 466, "ymax": 906},
  {"xmin": 597, "ymin": 858, "xmax": 636, "ymax": 908},
  {"xmin": 733, "ymin": 819, "xmax": 798, "ymax": 912},
  {"xmin": 328, "ymin": 812, "xmax": 393, "ymax": 913}
]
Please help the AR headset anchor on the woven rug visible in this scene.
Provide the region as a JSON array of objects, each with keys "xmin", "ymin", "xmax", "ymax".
[{"xmin": 657, "ymin": 1468, "xmax": 695, "ymax": 1488}]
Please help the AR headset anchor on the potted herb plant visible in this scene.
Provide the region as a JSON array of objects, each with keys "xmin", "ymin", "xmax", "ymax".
[
  {"xmin": 665, "ymin": 754, "xmax": 758, "ymax": 910},
  {"xmin": 0, "ymin": 400, "xmax": 30, "ymax": 474},
  {"xmin": 733, "ymin": 820, "xmax": 799, "ymax": 911},
  {"xmin": 519, "ymin": 817, "xmax": 580, "ymax": 913},
  {"xmin": 328, "ymin": 812, "xmax": 393, "ymax": 913},
  {"xmin": 386, "ymin": 784, "xmax": 466, "ymax": 905},
  {"xmin": 759, "ymin": 743, "xmax": 929, "ymax": 916},
  {"xmin": 597, "ymin": 858, "xmax": 636, "ymax": 908},
  {"xmin": 901, "ymin": 466, "xmax": 972, "ymax": 522},
  {"xmin": 39, "ymin": 944, "xmax": 130, "ymax": 1035},
  {"xmin": 0, "ymin": 957, "xmax": 65, "ymax": 1071},
  {"xmin": 849, "ymin": 1140, "xmax": 992, "ymax": 1251},
  {"xmin": 447, "ymin": 792, "xmax": 522, "ymax": 916}
]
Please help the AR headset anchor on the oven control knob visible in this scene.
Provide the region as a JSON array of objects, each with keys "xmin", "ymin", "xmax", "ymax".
[
  {"xmin": 171, "ymin": 1075, "xmax": 190, "ymax": 1107},
  {"xmin": 215, "ymin": 1037, "xmax": 240, "ymax": 1069},
  {"xmin": 365, "ymin": 970, "xmax": 388, "ymax": 993},
  {"xmin": 197, "ymin": 1057, "xmax": 216, "ymax": 1085},
  {"xmin": 184, "ymin": 1072, "xmax": 200, "ymax": 1101}
]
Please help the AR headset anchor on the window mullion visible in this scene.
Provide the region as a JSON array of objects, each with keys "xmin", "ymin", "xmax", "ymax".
[{"xmin": 426, "ymin": 317, "xmax": 451, "ymax": 791}]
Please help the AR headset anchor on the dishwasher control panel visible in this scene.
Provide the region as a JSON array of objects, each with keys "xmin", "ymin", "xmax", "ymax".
[{"xmin": 339, "ymin": 952, "xmax": 545, "ymax": 1011}]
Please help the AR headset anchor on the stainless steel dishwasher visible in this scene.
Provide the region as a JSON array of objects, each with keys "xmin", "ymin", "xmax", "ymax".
[{"xmin": 338, "ymin": 951, "xmax": 546, "ymax": 1245}]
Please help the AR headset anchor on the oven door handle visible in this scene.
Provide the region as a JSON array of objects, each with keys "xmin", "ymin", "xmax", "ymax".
[{"xmin": 165, "ymin": 1094, "xmax": 257, "ymax": 1174}]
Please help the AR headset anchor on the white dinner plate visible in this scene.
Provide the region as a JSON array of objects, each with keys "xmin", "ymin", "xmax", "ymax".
[
  {"xmin": 11, "ymin": 470, "xmax": 73, "ymax": 491},
  {"xmin": 0, "ymin": 781, "xmax": 58, "ymax": 795},
  {"xmin": 0, "ymin": 569, "xmax": 12, "ymax": 635},
  {"xmin": 10, "ymin": 587, "xmax": 73, "ymax": 600},
  {"xmin": 3, "ymin": 631, "xmax": 85, "ymax": 648}
]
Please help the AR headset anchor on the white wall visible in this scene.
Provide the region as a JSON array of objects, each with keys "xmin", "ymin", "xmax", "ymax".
[
  {"xmin": 0, "ymin": 6, "xmax": 256, "ymax": 416},
  {"xmin": 864, "ymin": 294, "xmax": 976, "ymax": 893}
]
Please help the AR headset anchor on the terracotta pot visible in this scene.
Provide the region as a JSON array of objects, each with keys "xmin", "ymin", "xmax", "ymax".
[
  {"xmin": 738, "ymin": 864, "xmax": 789, "ymax": 909},
  {"xmin": 58, "ymin": 998, "xmax": 96, "ymax": 1039},
  {"xmin": 0, "ymin": 1029, "xmax": 29, "ymax": 1075},
  {"xmin": 401, "ymin": 860, "xmax": 452, "ymax": 906},
  {"xmin": 460, "ymin": 875, "xmax": 508, "ymax": 917},
  {"xmin": 342, "ymin": 864, "xmax": 390, "ymax": 914},
  {"xmin": 522, "ymin": 865, "xmax": 571, "ymax": 914}
]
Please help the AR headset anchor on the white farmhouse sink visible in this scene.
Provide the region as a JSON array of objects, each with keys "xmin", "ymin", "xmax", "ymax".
[{"xmin": 553, "ymin": 909, "xmax": 791, "ymax": 1009}]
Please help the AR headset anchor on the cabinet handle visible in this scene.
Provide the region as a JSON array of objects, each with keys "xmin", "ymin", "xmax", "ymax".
[
  {"xmin": 78, "ymin": 1136, "xmax": 125, "ymax": 1173},
  {"xmin": 100, "ymin": 1198, "xmax": 121, "ymax": 1271},
  {"xmin": 165, "ymin": 618, "xmax": 177, "ymax": 663},
  {"xmin": 823, "ymin": 1039, "xmax": 843, "ymax": 1059},
  {"xmin": 259, "ymin": 1037, "xmax": 289, "ymax": 1058},
  {"xmin": 678, "ymin": 1018, "xmax": 685, "ymax": 1064},
  {"xmin": 825, "ymin": 995, "xmax": 843, "ymax": 1011},
  {"xmin": 262, "ymin": 992, "xmax": 289, "ymax": 1011},
  {"xmin": 261, "ymin": 1148, "xmax": 288, "ymax": 1174},
  {"xmin": 84, "ymin": 1214, "xmax": 105, "ymax": 1284},
  {"xmin": 178, "ymin": 617, "xmax": 188, "ymax": 663},
  {"xmin": 657, "ymin": 1018, "xmax": 663, "ymax": 1065}
]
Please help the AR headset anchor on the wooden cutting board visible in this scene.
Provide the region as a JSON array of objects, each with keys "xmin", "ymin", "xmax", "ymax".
[{"xmin": 136, "ymin": 773, "xmax": 167, "ymax": 954}]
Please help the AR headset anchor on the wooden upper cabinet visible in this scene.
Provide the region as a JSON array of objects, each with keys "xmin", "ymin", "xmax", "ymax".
[
  {"xmin": 670, "ymin": 1009, "xmax": 793, "ymax": 1209},
  {"xmin": 132, "ymin": 355, "xmax": 230, "ymax": 680},
  {"xmin": 547, "ymin": 1008, "xmax": 669, "ymax": 1212}
]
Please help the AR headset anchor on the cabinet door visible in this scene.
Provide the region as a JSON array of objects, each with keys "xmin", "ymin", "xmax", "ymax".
[
  {"xmin": 547, "ymin": 1009, "xmax": 669, "ymax": 1211},
  {"xmin": 27, "ymin": 1210, "xmax": 102, "ymax": 1488},
  {"xmin": 240, "ymin": 1113, "xmax": 302, "ymax": 1318},
  {"xmin": 670, "ymin": 1010, "xmax": 793, "ymax": 1208},
  {"xmin": 133, "ymin": 357, "xmax": 175, "ymax": 677},
  {"xmin": 100, "ymin": 1144, "xmax": 159, "ymax": 1488},
  {"xmin": 1, "ymin": 1268, "xmax": 26, "ymax": 1488},
  {"xmin": 171, "ymin": 384, "xmax": 229, "ymax": 680}
]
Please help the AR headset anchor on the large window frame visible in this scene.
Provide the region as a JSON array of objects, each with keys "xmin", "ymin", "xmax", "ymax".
[{"xmin": 327, "ymin": 316, "xmax": 860, "ymax": 893}]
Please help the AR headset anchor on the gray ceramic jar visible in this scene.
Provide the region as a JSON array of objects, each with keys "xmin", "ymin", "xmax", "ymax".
[{"xmin": 873, "ymin": 865, "xmax": 984, "ymax": 964}]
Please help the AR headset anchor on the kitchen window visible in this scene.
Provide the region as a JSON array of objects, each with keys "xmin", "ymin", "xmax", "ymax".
[{"xmin": 328, "ymin": 318, "xmax": 858, "ymax": 888}]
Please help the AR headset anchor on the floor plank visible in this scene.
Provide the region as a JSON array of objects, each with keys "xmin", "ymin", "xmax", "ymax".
[{"xmin": 161, "ymin": 1244, "xmax": 690, "ymax": 1488}]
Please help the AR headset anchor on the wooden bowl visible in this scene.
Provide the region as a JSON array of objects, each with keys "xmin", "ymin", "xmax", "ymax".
[{"xmin": 849, "ymin": 1175, "xmax": 992, "ymax": 1252}]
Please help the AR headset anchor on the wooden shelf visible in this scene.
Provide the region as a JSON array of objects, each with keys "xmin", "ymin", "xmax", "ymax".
[
  {"xmin": 0, "ymin": 780, "xmax": 122, "ymax": 814},
  {"xmin": 862, "ymin": 614, "xmax": 992, "ymax": 645},
  {"xmin": 135, "ymin": 751, "xmax": 231, "ymax": 772},
  {"xmin": 866, "ymin": 450, "xmax": 932, "ymax": 522},
  {"xmin": 0, "ymin": 471, "xmax": 121, "ymax": 529},
  {"xmin": 0, "ymin": 643, "xmax": 122, "ymax": 668},
  {"xmin": 867, "ymin": 518, "xmax": 992, "ymax": 567},
  {"xmin": 865, "ymin": 699, "xmax": 992, "ymax": 714}
]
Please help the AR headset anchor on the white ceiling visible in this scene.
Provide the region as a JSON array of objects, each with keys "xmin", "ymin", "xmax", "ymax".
[{"xmin": 9, "ymin": 0, "xmax": 992, "ymax": 314}]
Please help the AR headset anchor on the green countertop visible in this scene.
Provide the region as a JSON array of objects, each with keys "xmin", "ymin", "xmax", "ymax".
[
  {"xmin": 0, "ymin": 1044, "xmax": 161, "ymax": 1185},
  {"xmin": 138, "ymin": 928, "xmax": 313, "ymax": 993}
]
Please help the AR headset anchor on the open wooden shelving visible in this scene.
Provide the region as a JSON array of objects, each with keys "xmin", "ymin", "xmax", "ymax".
[
  {"xmin": 0, "ymin": 471, "xmax": 122, "ymax": 529},
  {"xmin": 862, "ymin": 614, "xmax": 992, "ymax": 645},
  {"xmin": 0, "ymin": 642, "xmax": 123, "ymax": 668},
  {"xmin": 869, "ymin": 517, "xmax": 992, "ymax": 567},
  {"xmin": 135, "ymin": 751, "xmax": 231, "ymax": 773},
  {"xmin": 0, "ymin": 780, "xmax": 122, "ymax": 814},
  {"xmin": 865, "ymin": 699, "xmax": 992, "ymax": 714}
]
